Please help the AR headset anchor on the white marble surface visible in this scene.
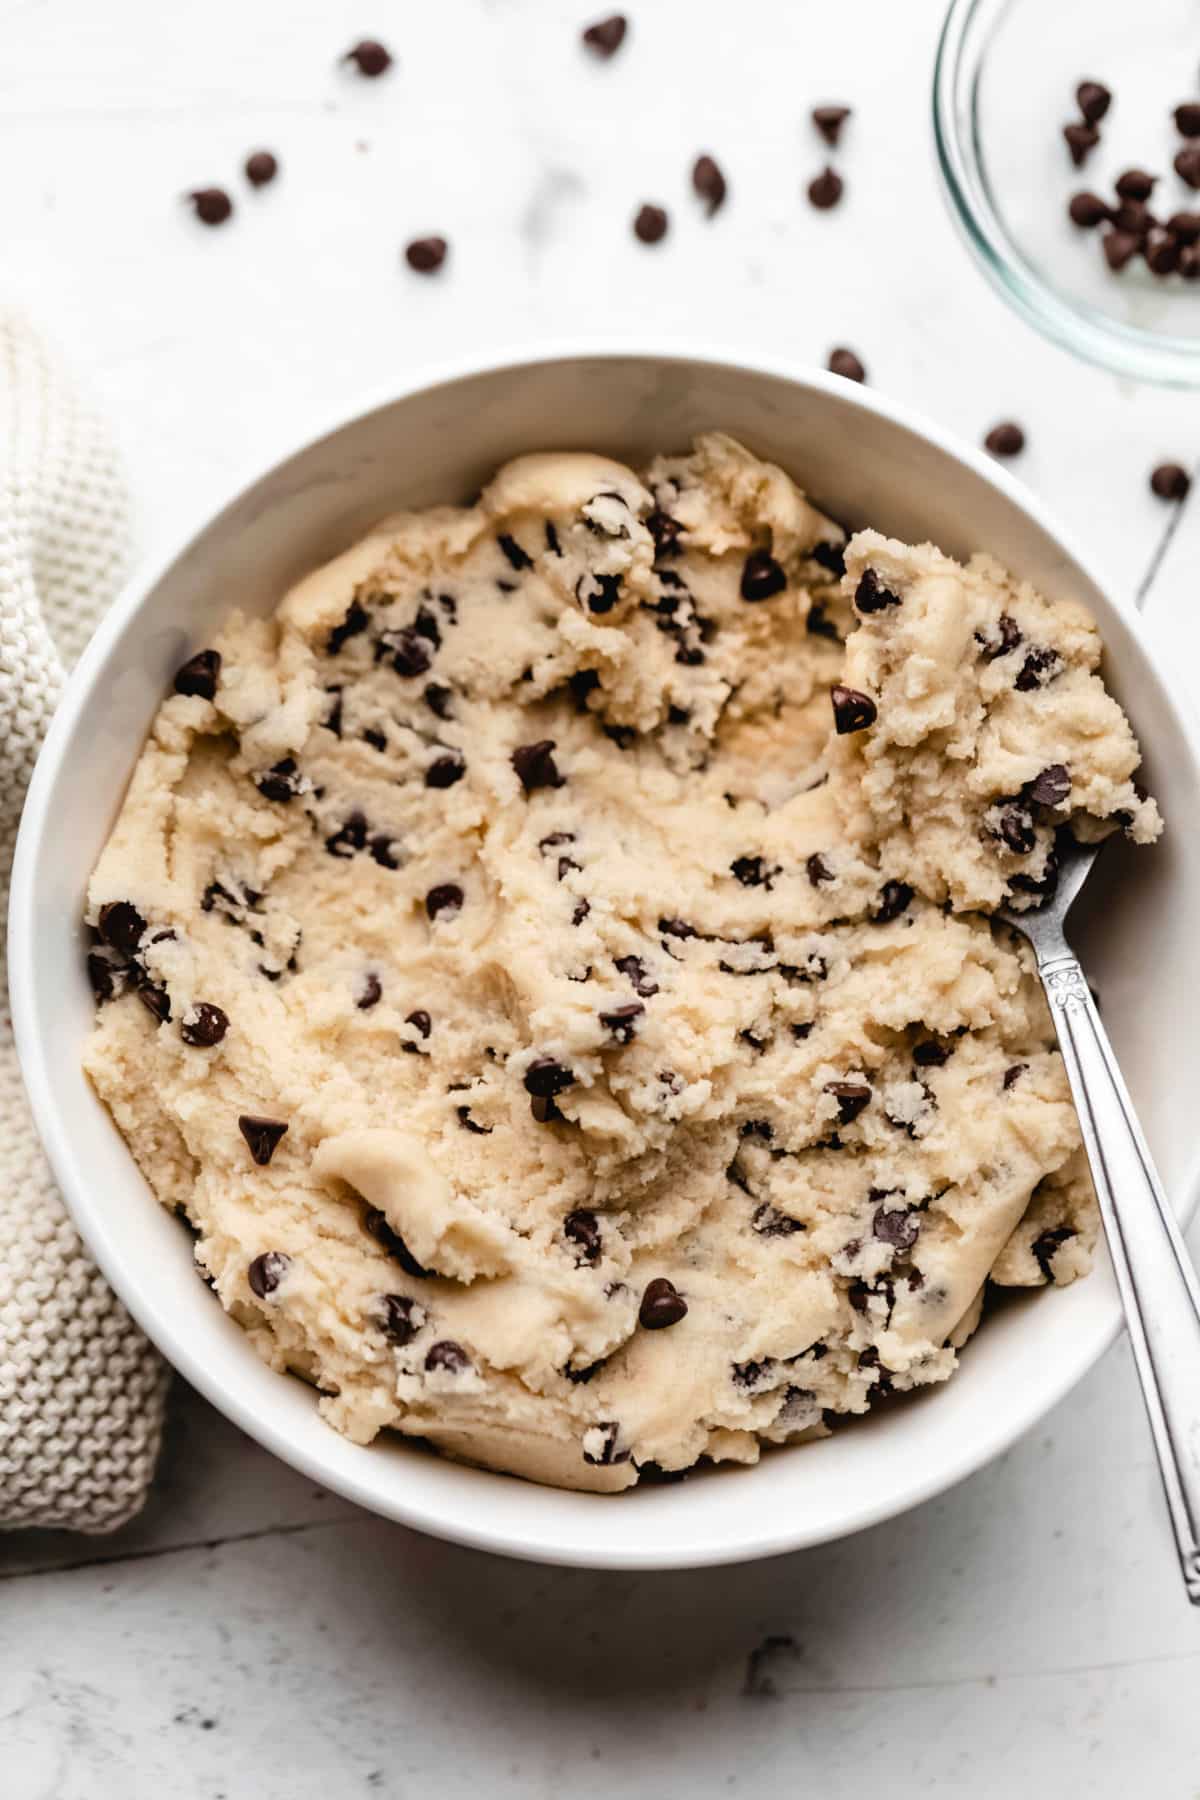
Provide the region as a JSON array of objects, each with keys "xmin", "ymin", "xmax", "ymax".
[{"xmin": 3, "ymin": 1, "xmax": 1200, "ymax": 1793}]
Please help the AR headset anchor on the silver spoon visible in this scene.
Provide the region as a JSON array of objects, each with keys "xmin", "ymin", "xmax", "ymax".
[{"xmin": 1001, "ymin": 835, "xmax": 1200, "ymax": 1604}]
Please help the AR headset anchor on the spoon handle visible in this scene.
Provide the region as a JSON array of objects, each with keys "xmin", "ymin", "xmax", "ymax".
[{"xmin": 1038, "ymin": 949, "xmax": 1200, "ymax": 1604}]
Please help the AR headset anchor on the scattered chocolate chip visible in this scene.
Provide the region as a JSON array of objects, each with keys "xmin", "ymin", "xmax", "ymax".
[
  {"xmin": 384, "ymin": 627, "xmax": 434, "ymax": 677},
  {"xmin": 692, "ymin": 153, "xmax": 727, "ymax": 215},
  {"xmin": 830, "ymin": 684, "xmax": 876, "ymax": 734},
  {"xmin": 828, "ymin": 347, "xmax": 866, "ymax": 382},
  {"xmin": 1068, "ymin": 190, "xmax": 1110, "ymax": 228},
  {"xmin": 872, "ymin": 880, "xmax": 913, "ymax": 923},
  {"xmin": 1169, "ymin": 210, "xmax": 1200, "ymax": 242},
  {"xmin": 1102, "ymin": 227, "xmax": 1140, "ymax": 271},
  {"xmin": 985, "ymin": 421, "xmax": 1025, "ymax": 458},
  {"xmin": 805, "ymin": 852, "xmax": 835, "ymax": 888},
  {"xmin": 582, "ymin": 13, "xmax": 627, "ymax": 56},
  {"xmin": 405, "ymin": 1010, "xmax": 432, "ymax": 1043},
  {"xmin": 138, "ymin": 984, "xmax": 171, "ymax": 1024},
  {"xmin": 599, "ymin": 1002, "xmax": 644, "ymax": 1043},
  {"xmin": 254, "ymin": 758, "xmax": 304, "ymax": 803},
  {"xmin": 978, "ymin": 613, "xmax": 1023, "ymax": 661},
  {"xmin": 1115, "ymin": 167, "xmax": 1156, "ymax": 202},
  {"xmin": 524, "ymin": 1057, "xmax": 575, "ymax": 1098},
  {"xmin": 1063, "ymin": 123, "xmax": 1099, "ymax": 167},
  {"xmin": 496, "ymin": 533, "xmax": 533, "ymax": 573},
  {"xmin": 1144, "ymin": 226, "xmax": 1179, "ymax": 275},
  {"xmin": 405, "ymin": 235, "xmax": 448, "ymax": 274},
  {"xmin": 181, "ymin": 1003, "xmax": 228, "ymax": 1047},
  {"xmin": 1003, "ymin": 1063, "xmax": 1027, "ymax": 1090},
  {"xmin": 811, "ymin": 540, "xmax": 847, "ymax": 580},
  {"xmin": 425, "ymin": 883, "xmax": 464, "ymax": 920},
  {"xmin": 365, "ymin": 1208, "xmax": 430, "ymax": 1277},
  {"xmin": 356, "ymin": 973, "xmax": 382, "ymax": 1011},
  {"xmin": 248, "ymin": 1251, "xmax": 289, "ymax": 1298},
  {"xmin": 564, "ymin": 1209, "xmax": 602, "ymax": 1265},
  {"xmin": 824, "ymin": 1081, "xmax": 871, "ymax": 1123},
  {"xmin": 425, "ymin": 752, "xmax": 466, "ymax": 789},
  {"xmin": 1151, "ymin": 461, "xmax": 1191, "ymax": 501},
  {"xmin": 238, "ymin": 1115, "xmax": 288, "ymax": 1166},
  {"xmin": 752, "ymin": 1202, "xmax": 803, "ymax": 1238},
  {"xmin": 325, "ymin": 811, "xmax": 368, "ymax": 859},
  {"xmin": 791, "ymin": 1022, "xmax": 813, "ymax": 1042},
  {"xmin": 367, "ymin": 834, "xmax": 400, "ymax": 872},
  {"xmin": 634, "ymin": 203, "xmax": 669, "ymax": 244},
  {"xmin": 173, "ymin": 649, "xmax": 221, "ymax": 700},
  {"xmin": 187, "ymin": 187, "xmax": 232, "ymax": 226},
  {"xmin": 1176, "ymin": 102, "xmax": 1200, "ymax": 138},
  {"xmin": 807, "ymin": 166, "xmax": 844, "ymax": 209},
  {"xmin": 378, "ymin": 1294, "xmax": 425, "ymax": 1345},
  {"xmin": 343, "ymin": 39, "xmax": 392, "ymax": 76},
  {"xmin": 996, "ymin": 803, "xmax": 1037, "ymax": 855},
  {"xmin": 873, "ymin": 1204, "xmax": 919, "ymax": 1251},
  {"xmin": 512, "ymin": 739, "xmax": 564, "ymax": 792},
  {"xmin": 1032, "ymin": 1225, "xmax": 1076, "ymax": 1281},
  {"xmin": 1176, "ymin": 146, "xmax": 1200, "ymax": 188},
  {"xmin": 855, "ymin": 568, "xmax": 901, "ymax": 612},
  {"xmin": 639, "ymin": 1276, "xmax": 688, "ymax": 1330},
  {"xmin": 425, "ymin": 1339, "xmax": 471, "ymax": 1374},
  {"xmin": 1028, "ymin": 764, "xmax": 1071, "ymax": 808},
  {"xmin": 614, "ymin": 954, "xmax": 658, "ymax": 997},
  {"xmin": 912, "ymin": 1040, "xmax": 948, "ymax": 1067},
  {"xmin": 98, "ymin": 901, "xmax": 145, "ymax": 959},
  {"xmin": 244, "ymin": 150, "xmax": 278, "ymax": 187},
  {"xmin": 327, "ymin": 600, "xmax": 369, "ymax": 655},
  {"xmin": 1076, "ymin": 80, "xmax": 1111, "ymax": 125},
  {"xmin": 812, "ymin": 104, "xmax": 851, "ymax": 146},
  {"xmin": 1014, "ymin": 646, "xmax": 1062, "ymax": 691},
  {"xmin": 731, "ymin": 855, "xmax": 769, "ymax": 887}
]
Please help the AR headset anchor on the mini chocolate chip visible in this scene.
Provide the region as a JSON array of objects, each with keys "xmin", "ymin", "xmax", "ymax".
[
  {"xmin": 238, "ymin": 1115, "xmax": 288, "ymax": 1165},
  {"xmin": 824, "ymin": 1081, "xmax": 871, "ymax": 1124},
  {"xmin": 323, "ymin": 689, "xmax": 344, "ymax": 736},
  {"xmin": 254, "ymin": 758, "xmax": 303, "ymax": 803},
  {"xmin": 1003, "ymin": 1063, "xmax": 1027, "ymax": 1090},
  {"xmin": 369, "ymin": 834, "xmax": 401, "ymax": 871},
  {"xmin": 1115, "ymin": 167, "xmax": 1156, "ymax": 201},
  {"xmin": 325, "ymin": 811, "xmax": 368, "ymax": 859},
  {"xmin": 692, "ymin": 153, "xmax": 727, "ymax": 215},
  {"xmin": 425, "ymin": 1339, "xmax": 471, "ymax": 1374},
  {"xmin": 173, "ymin": 649, "xmax": 221, "ymax": 701},
  {"xmin": 361, "ymin": 726, "xmax": 387, "ymax": 752},
  {"xmin": 1068, "ymin": 190, "xmax": 1110, "ymax": 227},
  {"xmin": 1151, "ymin": 462, "xmax": 1191, "ymax": 501},
  {"xmin": 811, "ymin": 540, "xmax": 847, "ymax": 579},
  {"xmin": 425, "ymin": 883, "xmax": 464, "ymax": 920},
  {"xmin": 188, "ymin": 187, "xmax": 232, "ymax": 226},
  {"xmin": 580, "ymin": 572, "xmax": 622, "ymax": 615},
  {"xmin": 530, "ymin": 1094, "xmax": 563, "ymax": 1124},
  {"xmin": 806, "ymin": 853, "xmax": 835, "ymax": 887},
  {"xmin": 985, "ymin": 421, "xmax": 1025, "ymax": 457},
  {"xmin": 855, "ymin": 568, "xmax": 901, "ymax": 612},
  {"xmin": 732, "ymin": 1357, "xmax": 774, "ymax": 1390},
  {"xmin": 1032, "ymin": 1225, "xmax": 1076, "ymax": 1281},
  {"xmin": 731, "ymin": 855, "xmax": 769, "ymax": 887},
  {"xmin": 599, "ymin": 1002, "xmax": 644, "ymax": 1043},
  {"xmin": 356, "ymin": 973, "xmax": 382, "ymax": 1011},
  {"xmin": 456, "ymin": 1105, "xmax": 492, "ymax": 1135},
  {"xmin": 98, "ymin": 901, "xmax": 146, "ymax": 958},
  {"xmin": 1145, "ymin": 230, "xmax": 1179, "ymax": 276},
  {"xmin": 378, "ymin": 1294, "xmax": 425, "ymax": 1345},
  {"xmin": 752, "ymin": 1202, "xmax": 804, "ymax": 1238},
  {"xmin": 848, "ymin": 1280, "xmax": 870, "ymax": 1313},
  {"xmin": 1063, "ymin": 122, "xmax": 1099, "ymax": 167},
  {"xmin": 138, "ymin": 984, "xmax": 171, "ymax": 1024},
  {"xmin": 1076, "ymin": 80, "xmax": 1111, "ymax": 124},
  {"xmin": 1014, "ymin": 646, "xmax": 1062, "ymax": 691},
  {"xmin": 872, "ymin": 880, "xmax": 913, "ymax": 923},
  {"xmin": 383, "ymin": 627, "xmax": 434, "ymax": 677},
  {"xmin": 583, "ymin": 1422, "xmax": 626, "ymax": 1466},
  {"xmin": 634, "ymin": 203, "xmax": 668, "ymax": 244},
  {"xmin": 1102, "ymin": 227, "xmax": 1140, "ymax": 271},
  {"xmin": 639, "ymin": 1277, "xmax": 688, "ymax": 1330},
  {"xmin": 830, "ymin": 684, "xmax": 876, "ymax": 734},
  {"xmin": 659, "ymin": 916, "xmax": 696, "ymax": 942},
  {"xmin": 1169, "ymin": 210, "xmax": 1200, "ymax": 242},
  {"xmin": 524, "ymin": 1057, "xmax": 575, "ymax": 1098},
  {"xmin": 244, "ymin": 150, "xmax": 278, "ymax": 187},
  {"xmin": 572, "ymin": 900, "xmax": 590, "ymax": 926},
  {"xmin": 647, "ymin": 510, "xmax": 682, "ymax": 559},
  {"xmin": 1176, "ymin": 146, "xmax": 1200, "ymax": 188},
  {"xmin": 873, "ymin": 1204, "xmax": 919, "ymax": 1250},
  {"xmin": 497, "ymin": 533, "xmax": 533, "ymax": 572},
  {"xmin": 739, "ymin": 550, "xmax": 787, "ymax": 601},
  {"xmin": 1176, "ymin": 102, "xmax": 1200, "ymax": 138},
  {"xmin": 405, "ymin": 1009, "xmax": 432, "ymax": 1040},
  {"xmin": 328, "ymin": 602, "xmax": 369, "ymax": 657},
  {"xmin": 564, "ymin": 1209, "xmax": 602, "ymax": 1265},
  {"xmin": 791, "ymin": 1022, "xmax": 813, "ymax": 1042},
  {"xmin": 913, "ymin": 1040, "xmax": 948, "ymax": 1067},
  {"xmin": 86, "ymin": 951, "xmax": 124, "ymax": 1003},
  {"xmin": 582, "ymin": 13, "xmax": 627, "ymax": 56},
  {"xmin": 181, "ymin": 1003, "xmax": 228, "ymax": 1047},
  {"xmin": 423, "ymin": 682, "xmax": 454, "ymax": 720},
  {"xmin": 997, "ymin": 803, "xmax": 1037, "ymax": 855},
  {"xmin": 365, "ymin": 1207, "xmax": 430, "ymax": 1277},
  {"xmin": 1028, "ymin": 764, "xmax": 1071, "ymax": 808},
  {"xmin": 248, "ymin": 1251, "xmax": 289, "ymax": 1298},
  {"xmin": 979, "ymin": 613, "xmax": 1022, "ymax": 661},
  {"xmin": 512, "ymin": 739, "xmax": 564, "ymax": 792},
  {"xmin": 812, "ymin": 104, "xmax": 851, "ymax": 146},
  {"xmin": 807, "ymin": 166, "xmax": 843, "ymax": 209},
  {"xmin": 425, "ymin": 752, "xmax": 465, "ymax": 788},
  {"xmin": 828, "ymin": 346, "xmax": 866, "ymax": 382},
  {"xmin": 344, "ymin": 39, "xmax": 392, "ymax": 75},
  {"xmin": 614, "ymin": 954, "xmax": 658, "ymax": 997}
]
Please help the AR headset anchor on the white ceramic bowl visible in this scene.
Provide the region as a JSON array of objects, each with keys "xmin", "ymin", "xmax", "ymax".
[{"xmin": 11, "ymin": 346, "xmax": 1200, "ymax": 1570}]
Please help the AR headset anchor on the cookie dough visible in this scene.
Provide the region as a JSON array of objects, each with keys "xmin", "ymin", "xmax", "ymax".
[{"xmin": 84, "ymin": 433, "xmax": 1161, "ymax": 1492}]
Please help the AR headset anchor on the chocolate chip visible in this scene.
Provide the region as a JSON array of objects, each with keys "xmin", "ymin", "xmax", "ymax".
[
  {"xmin": 639, "ymin": 1276, "xmax": 688, "ymax": 1330},
  {"xmin": 873, "ymin": 1204, "xmax": 919, "ymax": 1250},
  {"xmin": 599, "ymin": 1002, "xmax": 644, "ymax": 1043},
  {"xmin": 811, "ymin": 540, "xmax": 847, "ymax": 580},
  {"xmin": 422, "ymin": 682, "xmax": 454, "ymax": 722},
  {"xmin": 912, "ymin": 1040, "xmax": 949, "ymax": 1067},
  {"xmin": 98, "ymin": 901, "xmax": 146, "ymax": 958},
  {"xmin": 996, "ymin": 803, "xmax": 1036, "ymax": 855},
  {"xmin": 327, "ymin": 600, "xmax": 369, "ymax": 654},
  {"xmin": 1032, "ymin": 1225, "xmax": 1075, "ymax": 1281},
  {"xmin": 1028, "ymin": 764, "xmax": 1071, "ymax": 808},
  {"xmin": 512, "ymin": 739, "xmax": 564, "ymax": 792},
  {"xmin": 365, "ymin": 1207, "xmax": 430, "ymax": 1277},
  {"xmin": 572, "ymin": 900, "xmax": 590, "ymax": 927},
  {"xmin": 614, "ymin": 954, "xmax": 658, "ymax": 998},
  {"xmin": 1076, "ymin": 80, "xmax": 1112, "ymax": 125},
  {"xmin": 425, "ymin": 752, "xmax": 465, "ymax": 789},
  {"xmin": 325, "ymin": 811, "xmax": 368, "ymax": 859},
  {"xmin": 524, "ymin": 1057, "xmax": 575, "ymax": 1098},
  {"xmin": 248, "ymin": 1251, "xmax": 289, "ymax": 1298},
  {"xmin": 254, "ymin": 758, "xmax": 303, "ymax": 803},
  {"xmin": 1151, "ymin": 462, "xmax": 1191, "ymax": 501},
  {"xmin": 425, "ymin": 883, "xmax": 463, "ymax": 920},
  {"xmin": 359, "ymin": 726, "xmax": 386, "ymax": 753},
  {"xmin": 692, "ymin": 153, "xmax": 727, "ymax": 216},
  {"xmin": 496, "ymin": 533, "xmax": 533, "ymax": 573},
  {"xmin": 634, "ymin": 203, "xmax": 668, "ymax": 244},
  {"xmin": 1169, "ymin": 210, "xmax": 1200, "ymax": 241},
  {"xmin": 1177, "ymin": 103, "xmax": 1200, "ymax": 138},
  {"xmin": 791, "ymin": 1022, "xmax": 813, "ymax": 1042},
  {"xmin": 644, "ymin": 514, "xmax": 681, "ymax": 565},
  {"xmin": 824, "ymin": 1081, "xmax": 871, "ymax": 1123},
  {"xmin": 425, "ymin": 1340, "xmax": 471, "ymax": 1374},
  {"xmin": 872, "ymin": 880, "xmax": 913, "ymax": 923},
  {"xmin": 378, "ymin": 1295, "xmax": 425, "ymax": 1344},
  {"xmin": 86, "ymin": 951, "xmax": 125, "ymax": 1003},
  {"xmin": 1068, "ymin": 190, "xmax": 1110, "ymax": 227},
  {"xmin": 1063, "ymin": 122, "xmax": 1099, "ymax": 167},
  {"xmin": 736, "ymin": 549, "xmax": 786, "ymax": 603},
  {"xmin": 173, "ymin": 649, "xmax": 221, "ymax": 701},
  {"xmin": 731, "ymin": 855, "xmax": 770, "ymax": 887},
  {"xmin": 985, "ymin": 421, "xmax": 1025, "ymax": 457},
  {"xmin": 238, "ymin": 1115, "xmax": 288, "ymax": 1166},
  {"xmin": 732, "ymin": 1357, "xmax": 775, "ymax": 1390},
  {"xmin": 1003, "ymin": 1063, "xmax": 1027, "ymax": 1090},
  {"xmin": 582, "ymin": 14, "xmax": 627, "ymax": 56},
  {"xmin": 812, "ymin": 104, "xmax": 851, "ymax": 146},
  {"xmin": 830, "ymin": 684, "xmax": 876, "ymax": 734},
  {"xmin": 456, "ymin": 1105, "xmax": 492, "ymax": 1135},
  {"xmin": 343, "ymin": 39, "xmax": 392, "ymax": 76},
  {"xmin": 356, "ymin": 973, "xmax": 382, "ymax": 1011},
  {"xmin": 181, "ymin": 1003, "xmax": 228, "ymax": 1047},
  {"xmin": 188, "ymin": 187, "xmax": 232, "ymax": 226},
  {"xmin": 583, "ymin": 1422, "xmax": 626, "ymax": 1466},
  {"xmin": 530, "ymin": 1094, "xmax": 563, "ymax": 1124},
  {"xmin": 806, "ymin": 853, "xmax": 835, "ymax": 887},
  {"xmin": 807, "ymin": 166, "xmax": 843, "ymax": 209},
  {"xmin": 1114, "ymin": 167, "xmax": 1156, "ymax": 202},
  {"xmin": 847, "ymin": 1280, "xmax": 870, "ymax": 1313},
  {"xmin": 383, "ymin": 627, "xmax": 434, "ymax": 677},
  {"xmin": 978, "ymin": 613, "xmax": 1022, "ymax": 661},
  {"xmin": 564, "ymin": 1209, "xmax": 602, "ymax": 1265},
  {"xmin": 138, "ymin": 984, "xmax": 171, "ymax": 1024},
  {"xmin": 828, "ymin": 347, "xmax": 866, "ymax": 382},
  {"xmin": 1176, "ymin": 146, "xmax": 1200, "ymax": 188},
  {"xmin": 752, "ymin": 1202, "xmax": 803, "ymax": 1238},
  {"xmin": 1145, "ymin": 225, "xmax": 1179, "ymax": 274},
  {"xmin": 855, "ymin": 568, "xmax": 901, "ymax": 612},
  {"xmin": 1014, "ymin": 646, "xmax": 1062, "ymax": 691},
  {"xmin": 578, "ymin": 572, "xmax": 622, "ymax": 615},
  {"xmin": 244, "ymin": 150, "xmax": 278, "ymax": 187},
  {"xmin": 404, "ymin": 233, "xmax": 450, "ymax": 274},
  {"xmin": 322, "ymin": 689, "xmax": 343, "ymax": 737},
  {"xmin": 1102, "ymin": 228, "xmax": 1140, "ymax": 271}
]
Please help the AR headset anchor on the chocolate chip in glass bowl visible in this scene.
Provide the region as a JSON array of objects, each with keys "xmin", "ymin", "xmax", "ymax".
[
  {"xmin": 248, "ymin": 1250, "xmax": 290, "ymax": 1298},
  {"xmin": 633, "ymin": 203, "xmax": 669, "ymax": 244},
  {"xmin": 827, "ymin": 346, "xmax": 866, "ymax": 382},
  {"xmin": 582, "ymin": 14, "xmax": 627, "ymax": 56},
  {"xmin": 1003, "ymin": 1063, "xmax": 1028, "ymax": 1091},
  {"xmin": 343, "ymin": 38, "xmax": 392, "ymax": 76},
  {"xmin": 812, "ymin": 104, "xmax": 851, "ymax": 146},
  {"xmin": 1102, "ymin": 228, "xmax": 1140, "ymax": 271},
  {"xmin": 912, "ymin": 1039, "xmax": 949, "ymax": 1067},
  {"xmin": 187, "ymin": 187, "xmax": 233, "ymax": 226},
  {"xmin": 995, "ymin": 802, "xmax": 1037, "ymax": 855},
  {"xmin": 692, "ymin": 153, "xmax": 727, "ymax": 216},
  {"xmin": 405, "ymin": 237, "xmax": 448, "ymax": 274},
  {"xmin": 1063, "ymin": 122, "xmax": 1099, "ymax": 167},
  {"xmin": 238, "ymin": 1115, "xmax": 288, "ymax": 1166},
  {"xmin": 180, "ymin": 1003, "xmax": 229, "ymax": 1047},
  {"xmin": 1114, "ymin": 167, "xmax": 1156, "ymax": 202},
  {"xmin": 1150, "ymin": 462, "xmax": 1191, "ymax": 501},
  {"xmin": 830, "ymin": 685, "xmax": 877, "ymax": 734},
  {"xmin": 984, "ymin": 421, "xmax": 1025, "ymax": 458},
  {"xmin": 173, "ymin": 649, "xmax": 221, "ymax": 700},
  {"xmin": 1075, "ymin": 80, "xmax": 1112, "ymax": 125},
  {"xmin": 1068, "ymin": 191, "xmax": 1110, "ymax": 228},
  {"xmin": 1175, "ymin": 146, "xmax": 1200, "ymax": 188},
  {"xmin": 807, "ymin": 166, "xmax": 844, "ymax": 209},
  {"xmin": 254, "ymin": 757, "xmax": 304, "ymax": 803},
  {"xmin": 564, "ymin": 1209, "xmax": 602, "ymax": 1265},
  {"xmin": 740, "ymin": 550, "xmax": 787, "ymax": 601},
  {"xmin": 639, "ymin": 1277, "xmax": 688, "ymax": 1329},
  {"xmin": 244, "ymin": 150, "xmax": 278, "ymax": 187}
]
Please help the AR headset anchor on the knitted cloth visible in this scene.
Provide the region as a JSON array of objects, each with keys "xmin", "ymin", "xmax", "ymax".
[{"xmin": 0, "ymin": 314, "xmax": 166, "ymax": 1532}]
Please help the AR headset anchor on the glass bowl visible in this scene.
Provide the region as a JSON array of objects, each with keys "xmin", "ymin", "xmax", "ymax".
[{"xmin": 935, "ymin": 0, "xmax": 1200, "ymax": 386}]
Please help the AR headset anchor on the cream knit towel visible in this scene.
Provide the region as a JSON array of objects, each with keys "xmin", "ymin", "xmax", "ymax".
[{"xmin": 0, "ymin": 314, "xmax": 166, "ymax": 1532}]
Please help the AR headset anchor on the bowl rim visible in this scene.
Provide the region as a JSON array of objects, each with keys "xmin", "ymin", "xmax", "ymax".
[
  {"xmin": 11, "ymin": 337, "xmax": 1200, "ymax": 1569},
  {"xmin": 933, "ymin": 0, "xmax": 1200, "ymax": 390}
]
